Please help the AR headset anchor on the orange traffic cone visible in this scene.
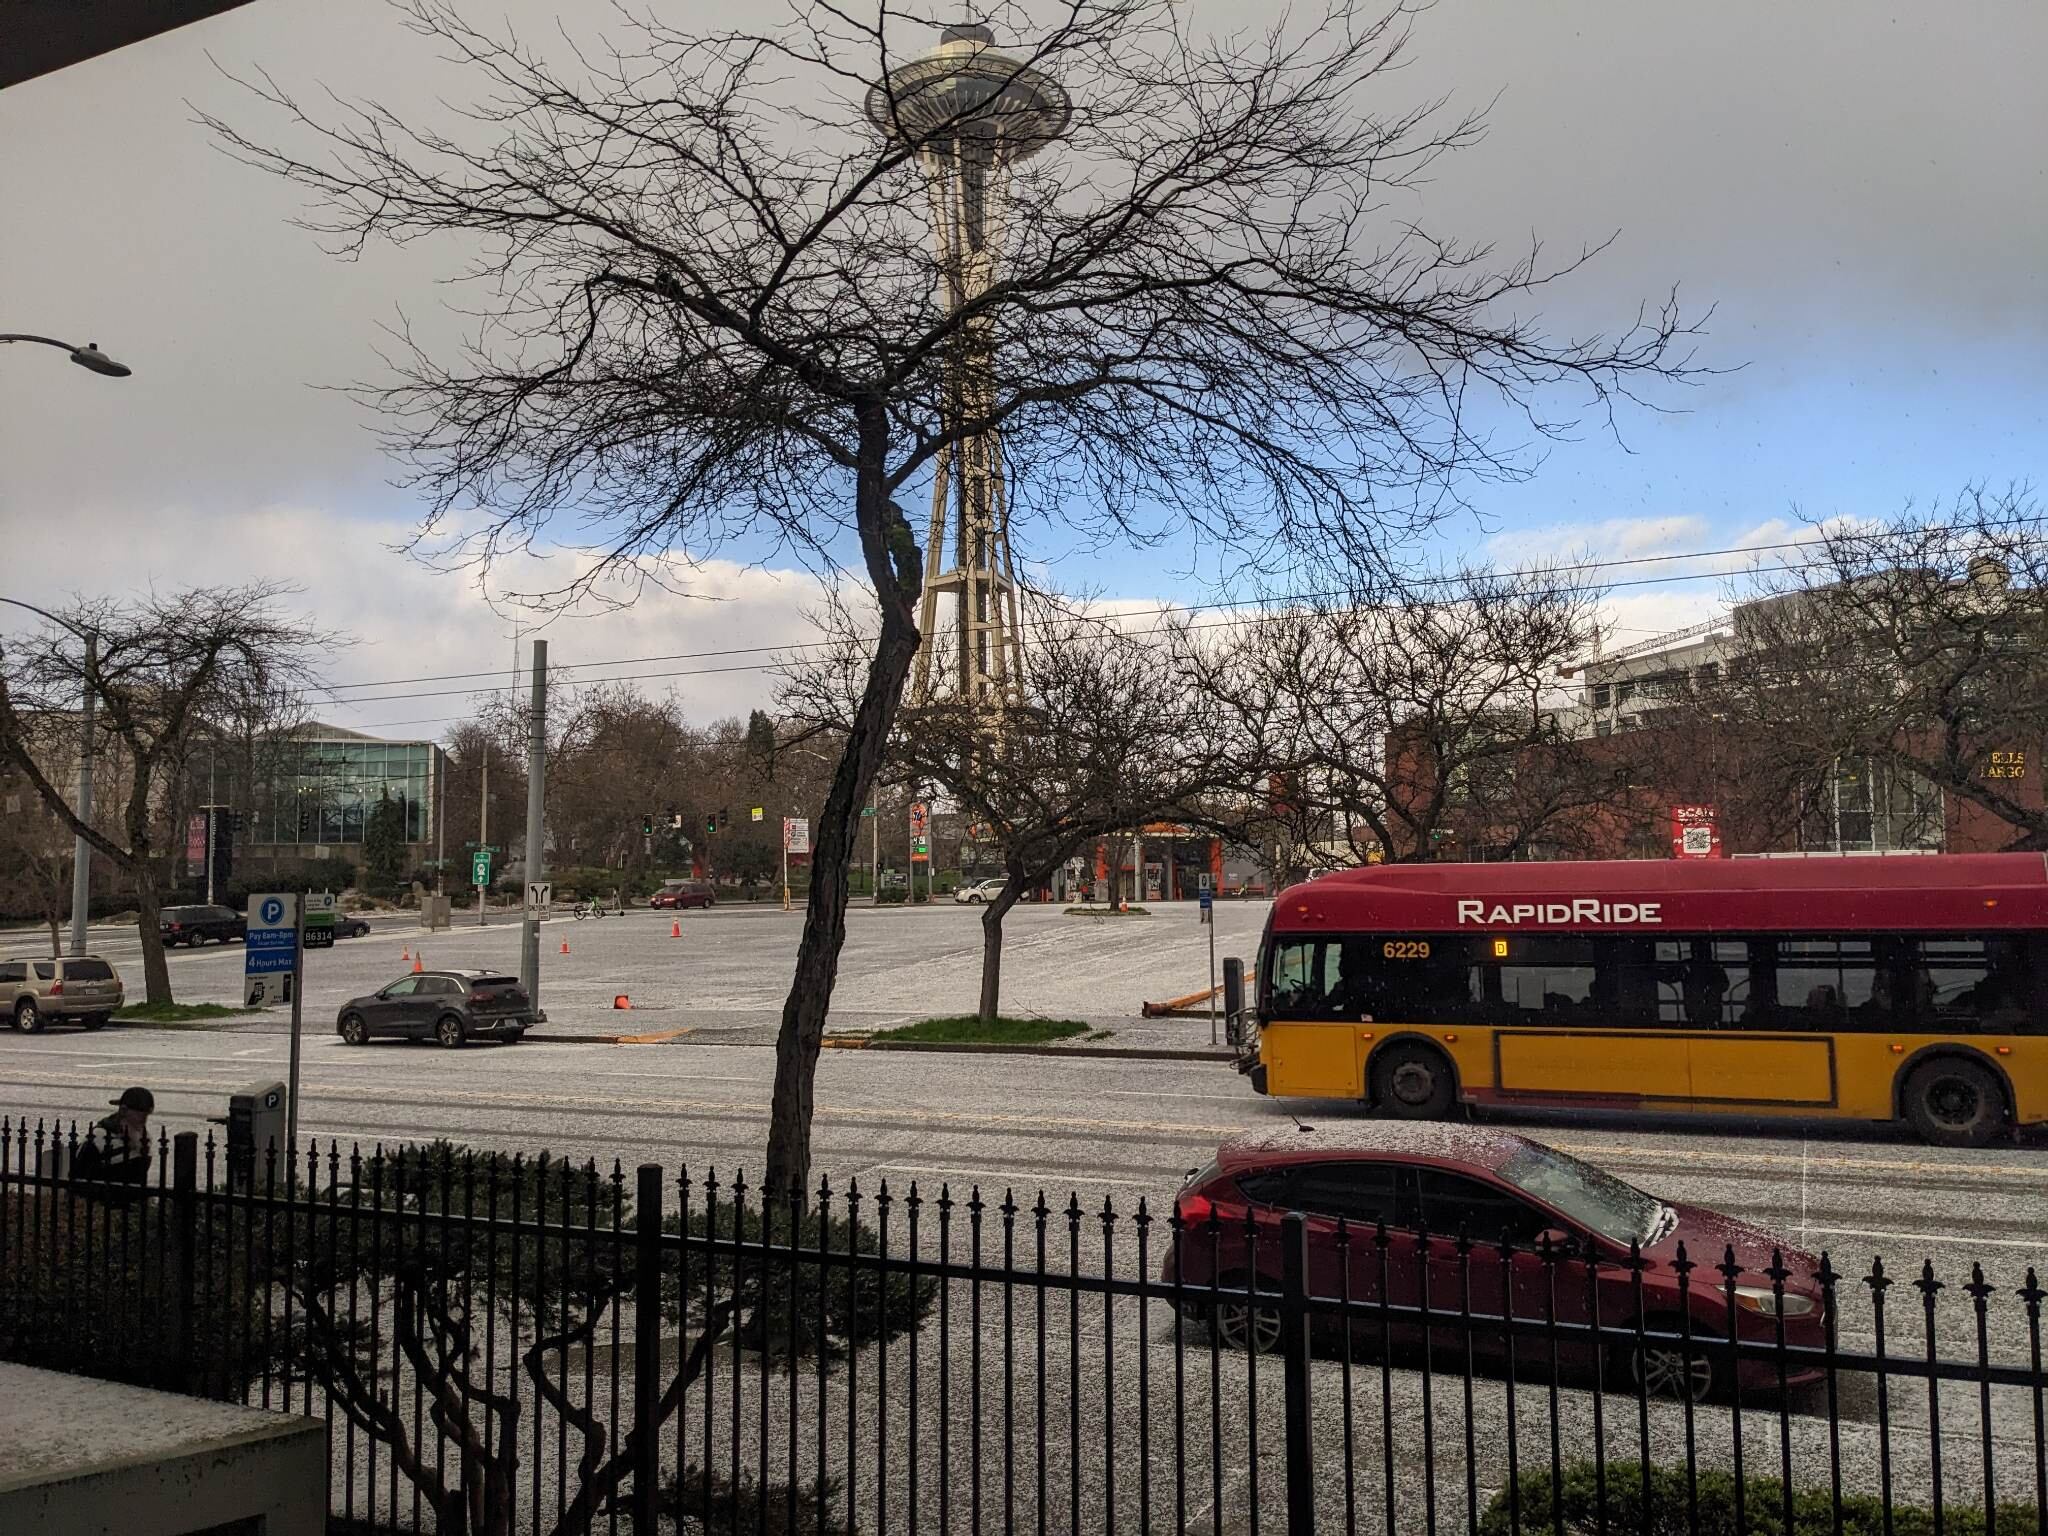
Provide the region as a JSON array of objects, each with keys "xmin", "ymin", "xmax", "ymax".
[
  {"xmin": 670, "ymin": 920, "xmax": 681, "ymax": 939},
  {"xmin": 613, "ymin": 995, "xmax": 632, "ymax": 1010},
  {"xmin": 401, "ymin": 945, "xmax": 410, "ymax": 961},
  {"xmin": 411, "ymin": 953, "xmax": 423, "ymax": 974},
  {"xmin": 560, "ymin": 938, "xmax": 570, "ymax": 955}
]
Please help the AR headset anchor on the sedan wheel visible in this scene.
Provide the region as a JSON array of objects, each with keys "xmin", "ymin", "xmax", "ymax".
[
  {"xmin": 1213, "ymin": 1295, "xmax": 1283, "ymax": 1354},
  {"xmin": 1631, "ymin": 1329, "xmax": 1717, "ymax": 1402},
  {"xmin": 435, "ymin": 1015, "xmax": 466, "ymax": 1049},
  {"xmin": 339, "ymin": 1013, "xmax": 369, "ymax": 1046}
]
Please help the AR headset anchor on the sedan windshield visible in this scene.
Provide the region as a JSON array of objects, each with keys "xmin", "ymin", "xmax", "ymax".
[{"xmin": 1494, "ymin": 1142, "xmax": 1665, "ymax": 1246}]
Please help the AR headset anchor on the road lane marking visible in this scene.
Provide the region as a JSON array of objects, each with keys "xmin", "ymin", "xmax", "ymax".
[
  {"xmin": 3, "ymin": 1065, "xmax": 2047, "ymax": 1185},
  {"xmin": 1798, "ymin": 1225, "xmax": 2048, "ymax": 1252},
  {"xmin": 1105, "ymin": 1091, "xmax": 1249, "ymax": 1102},
  {"xmin": 863, "ymin": 1161, "xmax": 1155, "ymax": 1190}
]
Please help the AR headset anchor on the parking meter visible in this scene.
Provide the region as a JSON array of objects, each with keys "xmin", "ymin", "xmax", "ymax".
[
  {"xmin": 1222, "ymin": 957, "xmax": 1246, "ymax": 1050},
  {"xmin": 222, "ymin": 1081, "xmax": 288, "ymax": 1192}
]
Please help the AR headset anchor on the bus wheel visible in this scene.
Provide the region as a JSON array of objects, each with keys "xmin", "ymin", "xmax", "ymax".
[
  {"xmin": 1903, "ymin": 1057, "xmax": 2005, "ymax": 1148},
  {"xmin": 1371, "ymin": 1043, "xmax": 1454, "ymax": 1120}
]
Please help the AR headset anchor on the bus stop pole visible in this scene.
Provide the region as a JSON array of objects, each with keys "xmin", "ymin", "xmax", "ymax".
[
  {"xmin": 1208, "ymin": 898, "xmax": 1218, "ymax": 1045},
  {"xmin": 287, "ymin": 899, "xmax": 304, "ymax": 1150}
]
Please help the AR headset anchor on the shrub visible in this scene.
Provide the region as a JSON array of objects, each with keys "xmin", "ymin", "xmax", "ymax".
[
  {"xmin": 660, "ymin": 1466, "xmax": 851, "ymax": 1534},
  {"xmin": 0, "ymin": 1187, "xmax": 269, "ymax": 1395},
  {"xmin": 1482, "ymin": 1459, "xmax": 2038, "ymax": 1536},
  {"xmin": 664, "ymin": 1191, "xmax": 939, "ymax": 1367}
]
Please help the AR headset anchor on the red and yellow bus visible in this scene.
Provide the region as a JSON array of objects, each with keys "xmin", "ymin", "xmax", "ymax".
[{"xmin": 1235, "ymin": 853, "xmax": 2048, "ymax": 1146}]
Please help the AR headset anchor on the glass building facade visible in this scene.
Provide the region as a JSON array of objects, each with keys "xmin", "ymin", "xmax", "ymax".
[{"xmin": 253, "ymin": 735, "xmax": 439, "ymax": 847}]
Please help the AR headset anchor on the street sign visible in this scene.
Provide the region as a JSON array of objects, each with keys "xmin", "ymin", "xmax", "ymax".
[
  {"xmin": 783, "ymin": 817, "xmax": 810, "ymax": 855},
  {"xmin": 750, "ymin": 806, "xmax": 764, "ymax": 823},
  {"xmin": 911, "ymin": 833, "xmax": 929, "ymax": 862},
  {"xmin": 472, "ymin": 849, "xmax": 493, "ymax": 886},
  {"xmin": 525, "ymin": 881, "xmax": 552, "ymax": 919},
  {"xmin": 909, "ymin": 802, "xmax": 928, "ymax": 835},
  {"xmin": 303, "ymin": 890, "xmax": 336, "ymax": 949},
  {"xmin": 245, "ymin": 893, "xmax": 299, "ymax": 976},
  {"xmin": 244, "ymin": 973, "xmax": 294, "ymax": 1008}
]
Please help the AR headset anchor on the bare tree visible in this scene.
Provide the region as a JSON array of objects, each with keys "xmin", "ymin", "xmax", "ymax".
[
  {"xmin": 0, "ymin": 585, "xmax": 331, "ymax": 1003},
  {"xmin": 791, "ymin": 594, "xmax": 1226, "ymax": 1023},
  {"xmin": 1705, "ymin": 486, "xmax": 2048, "ymax": 850},
  {"xmin": 1193, "ymin": 566, "xmax": 1608, "ymax": 864},
  {"xmin": 0, "ymin": 787, "xmax": 74, "ymax": 955},
  {"xmin": 207, "ymin": 0, "xmax": 1696, "ymax": 1194}
]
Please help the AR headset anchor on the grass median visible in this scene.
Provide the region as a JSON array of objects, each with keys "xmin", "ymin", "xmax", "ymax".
[
  {"xmin": 112, "ymin": 1002, "xmax": 256, "ymax": 1026},
  {"xmin": 869, "ymin": 1015, "xmax": 1094, "ymax": 1046}
]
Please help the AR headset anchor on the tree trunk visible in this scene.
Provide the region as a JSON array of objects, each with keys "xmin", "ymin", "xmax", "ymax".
[
  {"xmin": 133, "ymin": 869, "xmax": 173, "ymax": 1005},
  {"xmin": 764, "ymin": 414, "xmax": 921, "ymax": 1202},
  {"xmin": 977, "ymin": 879, "xmax": 1024, "ymax": 1027},
  {"xmin": 44, "ymin": 912, "xmax": 60, "ymax": 959}
]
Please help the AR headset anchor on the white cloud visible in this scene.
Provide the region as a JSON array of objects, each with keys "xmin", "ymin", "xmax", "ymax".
[
  {"xmin": 2, "ymin": 503, "xmax": 837, "ymax": 740},
  {"xmin": 1485, "ymin": 514, "xmax": 1711, "ymax": 567}
]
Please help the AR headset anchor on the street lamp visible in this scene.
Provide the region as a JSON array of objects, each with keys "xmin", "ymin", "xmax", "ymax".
[
  {"xmin": 0, "ymin": 333, "xmax": 131, "ymax": 377},
  {"xmin": 0, "ymin": 597, "xmax": 98, "ymax": 955}
]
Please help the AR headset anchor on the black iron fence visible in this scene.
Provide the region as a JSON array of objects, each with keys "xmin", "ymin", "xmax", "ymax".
[{"xmin": 3, "ymin": 1114, "xmax": 2046, "ymax": 1536}]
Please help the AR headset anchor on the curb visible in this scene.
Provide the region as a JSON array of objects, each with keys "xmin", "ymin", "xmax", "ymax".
[{"xmin": 821, "ymin": 1037, "xmax": 1233, "ymax": 1062}]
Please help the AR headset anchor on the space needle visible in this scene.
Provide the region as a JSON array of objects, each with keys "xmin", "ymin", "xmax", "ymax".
[{"xmin": 866, "ymin": 23, "xmax": 1070, "ymax": 715}]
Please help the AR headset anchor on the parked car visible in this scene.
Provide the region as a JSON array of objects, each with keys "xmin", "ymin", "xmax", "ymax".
[
  {"xmin": 649, "ymin": 880, "xmax": 716, "ymax": 910},
  {"xmin": 159, "ymin": 904, "xmax": 246, "ymax": 946},
  {"xmin": 953, "ymin": 878, "xmax": 1008, "ymax": 905},
  {"xmin": 1163, "ymin": 1124, "xmax": 1824, "ymax": 1400},
  {"xmin": 335, "ymin": 969, "xmax": 532, "ymax": 1047},
  {"xmin": 1, "ymin": 955, "xmax": 125, "ymax": 1032}
]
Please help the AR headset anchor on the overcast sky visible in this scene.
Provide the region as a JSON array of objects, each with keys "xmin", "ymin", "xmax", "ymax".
[{"xmin": 3, "ymin": 0, "xmax": 2042, "ymax": 738}]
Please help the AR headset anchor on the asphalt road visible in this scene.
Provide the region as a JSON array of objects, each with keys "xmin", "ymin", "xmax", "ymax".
[{"xmin": 4, "ymin": 901, "xmax": 2045, "ymax": 1529}]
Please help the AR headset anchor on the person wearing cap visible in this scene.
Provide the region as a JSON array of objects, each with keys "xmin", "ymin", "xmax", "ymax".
[{"xmin": 75, "ymin": 1086, "xmax": 154, "ymax": 1192}]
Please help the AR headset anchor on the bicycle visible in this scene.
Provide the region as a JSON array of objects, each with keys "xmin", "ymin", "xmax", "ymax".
[{"xmin": 572, "ymin": 899, "xmax": 605, "ymax": 921}]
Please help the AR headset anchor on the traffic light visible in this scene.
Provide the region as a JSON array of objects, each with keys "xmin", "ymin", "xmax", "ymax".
[
  {"xmin": 706, "ymin": 811, "xmax": 717, "ymax": 835},
  {"xmin": 642, "ymin": 813, "xmax": 654, "ymax": 836}
]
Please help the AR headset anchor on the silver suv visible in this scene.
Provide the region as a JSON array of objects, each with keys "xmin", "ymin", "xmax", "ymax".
[{"xmin": 0, "ymin": 955, "xmax": 126, "ymax": 1032}]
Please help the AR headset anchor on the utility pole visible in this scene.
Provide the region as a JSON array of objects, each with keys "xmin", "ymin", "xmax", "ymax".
[
  {"xmin": 434, "ymin": 751, "xmax": 444, "ymax": 895},
  {"xmin": 477, "ymin": 744, "xmax": 488, "ymax": 927},
  {"xmin": 871, "ymin": 800, "xmax": 879, "ymax": 904},
  {"xmin": 69, "ymin": 634, "xmax": 95, "ymax": 954},
  {"xmin": 520, "ymin": 640, "xmax": 546, "ymax": 1010}
]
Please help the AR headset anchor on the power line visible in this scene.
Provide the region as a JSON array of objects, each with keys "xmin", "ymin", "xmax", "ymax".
[
  {"xmin": 309, "ymin": 519, "xmax": 2048, "ymax": 722},
  {"xmin": 312, "ymin": 526, "xmax": 1984, "ymax": 696}
]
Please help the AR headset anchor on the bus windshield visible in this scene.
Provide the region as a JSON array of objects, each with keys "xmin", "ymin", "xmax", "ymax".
[{"xmin": 1494, "ymin": 1142, "xmax": 1669, "ymax": 1246}]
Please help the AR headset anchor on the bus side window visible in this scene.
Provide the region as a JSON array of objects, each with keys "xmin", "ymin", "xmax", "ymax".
[
  {"xmin": 1267, "ymin": 937, "xmax": 1338, "ymax": 1018},
  {"xmin": 1775, "ymin": 938, "xmax": 1889, "ymax": 1031},
  {"xmin": 1654, "ymin": 938, "xmax": 1750, "ymax": 1029},
  {"xmin": 1911, "ymin": 934, "xmax": 2032, "ymax": 1034}
]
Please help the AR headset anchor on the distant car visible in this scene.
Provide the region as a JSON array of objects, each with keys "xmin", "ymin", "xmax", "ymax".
[
  {"xmin": 335, "ymin": 969, "xmax": 532, "ymax": 1047},
  {"xmin": 953, "ymin": 878, "xmax": 1008, "ymax": 905},
  {"xmin": 649, "ymin": 880, "xmax": 716, "ymax": 910},
  {"xmin": 1165, "ymin": 1124, "xmax": 1824, "ymax": 1400},
  {"xmin": 332, "ymin": 916, "xmax": 371, "ymax": 939},
  {"xmin": 159, "ymin": 904, "xmax": 246, "ymax": 946},
  {"xmin": 0, "ymin": 955, "xmax": 125, "ymax": 1032}
]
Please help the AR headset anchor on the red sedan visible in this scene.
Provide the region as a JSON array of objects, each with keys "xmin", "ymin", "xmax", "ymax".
[{"xmin": 1163, "ymin": 1124, "xmax": 1825, "ymax": 1399}]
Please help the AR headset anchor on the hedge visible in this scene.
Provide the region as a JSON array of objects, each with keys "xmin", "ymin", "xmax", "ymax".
[{"xmin": 1482, "ymin": 1459, "xmax": 2036, "ymax": 1536}]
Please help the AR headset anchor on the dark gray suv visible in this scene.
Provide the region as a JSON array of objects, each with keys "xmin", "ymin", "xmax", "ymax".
[{"xmin": 335, "ymin": 969, "xmax": 532, "ymax": 1047}]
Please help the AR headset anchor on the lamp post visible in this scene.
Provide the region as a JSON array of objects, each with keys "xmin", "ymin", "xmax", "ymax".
[
  {"xmin": 0, "ymin": 597, "xmax": 98, "ymax": 955},
  {"xmin": 2, "ymin": 332, "xmax": 127, "ymax": 952},
  {"xmin": 0, "ymin": 333, "xmax": 131, "ymax": 377}
]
